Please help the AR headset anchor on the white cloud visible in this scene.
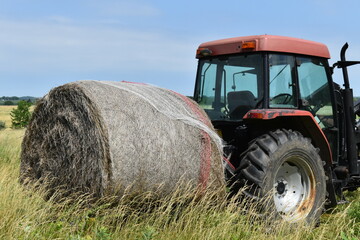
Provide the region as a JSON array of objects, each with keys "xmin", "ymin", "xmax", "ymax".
[
  {"xmin": 0, "ymin": 19, "xmax": 197, "ymax": 74},
  {"xmin": 47, "ymin": 16, "xmax": 74, "ymax": 24}
]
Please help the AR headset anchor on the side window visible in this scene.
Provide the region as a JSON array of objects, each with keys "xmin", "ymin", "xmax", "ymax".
[
  {"xmin": 198, "ymin": 62, "xmax": 217, "ymax": 109},
  {"xmin": 269, "ymin": 55, "xmax": 296, "ymax": 108},
  {"xmin": 297, "ymin": 57, "xmax": 333, "ymax": 128},
  {"xmin": 195, "ymin": 54, "xmax": 264, "ymax": 120}
]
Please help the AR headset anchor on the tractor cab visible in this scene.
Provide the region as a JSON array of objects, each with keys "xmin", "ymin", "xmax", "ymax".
[
  {"xmin": 194, "ymin": 35, "xmax": 337, "ymax": 153},
  {"xmin": 195, "ymin": 36, "xmax": 334, "ymax": 123}
]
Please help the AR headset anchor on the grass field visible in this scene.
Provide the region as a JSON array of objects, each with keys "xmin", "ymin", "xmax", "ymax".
[
  {"xmin": 0, "ymin": 105, "xmax": 16, "ymax": 128},
  {"xmin": 0, "ymin": 105, "xmax": 359, "ymax": 239}
]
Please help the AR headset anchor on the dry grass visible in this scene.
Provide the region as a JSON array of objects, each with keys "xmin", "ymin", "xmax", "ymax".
[
  {"xmin": 0, "ymin": 105, "xmax": 16, "ymax": 128},
  {"xmin": 0, "ymin": 106, "xmax": 359, "ymax": 239}
]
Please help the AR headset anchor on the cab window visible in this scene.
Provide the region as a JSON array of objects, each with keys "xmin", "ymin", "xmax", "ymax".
[
  {"xmin": 196, "ymin": 54, "xmax": 264, "ymax": 120},
  {"xmin": 269, "ymin": 54, "xmax": 297, "ymax": 108},
  {"xmin": 297, "ymin": 57, "xmax": 334, "ymax": 128}
]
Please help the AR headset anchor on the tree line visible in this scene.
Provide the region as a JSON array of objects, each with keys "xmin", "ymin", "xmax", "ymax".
[{"xmin": 0, "ymin": 96, "xmax": 37, "ymax": 105}]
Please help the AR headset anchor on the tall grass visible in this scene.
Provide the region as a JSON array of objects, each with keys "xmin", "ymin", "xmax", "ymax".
[{"xmin": 0, "ymin": 127, "xmax": 359, "ymax": 239}]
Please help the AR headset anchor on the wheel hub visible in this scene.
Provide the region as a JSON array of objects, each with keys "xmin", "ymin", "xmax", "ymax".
[
  {"xmin": 273, "ymin": 161, "xmax": 312, "ymax": 220},
  {"xmin": 276, "ymin": 181, "xmax": 287, "ymax": 195}
]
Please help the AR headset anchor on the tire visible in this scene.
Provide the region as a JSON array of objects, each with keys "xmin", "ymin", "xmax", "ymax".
[{"xmin": 234, "ymin": 129, "xmax": 326, "ymax": 223}]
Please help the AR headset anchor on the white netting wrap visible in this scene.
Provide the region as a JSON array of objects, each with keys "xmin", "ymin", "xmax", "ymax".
[{"xmin": 97, "ymin": 80, "xmax": 223, "ymax": 152}]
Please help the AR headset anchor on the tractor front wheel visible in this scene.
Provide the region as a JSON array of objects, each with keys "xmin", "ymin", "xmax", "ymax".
[{"xmin": 234, "ymin": 129, "xmax": 326, "ymax": 223}]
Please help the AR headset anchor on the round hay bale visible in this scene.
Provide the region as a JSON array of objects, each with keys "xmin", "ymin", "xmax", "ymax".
[{"xmin": 20, "ymin": 80, "xmax": 224, "ymax": 198}]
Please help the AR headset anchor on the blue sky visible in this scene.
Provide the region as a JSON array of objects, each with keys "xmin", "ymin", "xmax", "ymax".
[{"xmin": 1, "ymin": 0, "xmax": 360, "ymax": 97}]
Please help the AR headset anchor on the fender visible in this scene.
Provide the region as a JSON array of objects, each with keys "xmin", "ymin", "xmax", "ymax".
[{"xmin": 243, "ymin": 109, "xmax": 333, "ymax": 165}]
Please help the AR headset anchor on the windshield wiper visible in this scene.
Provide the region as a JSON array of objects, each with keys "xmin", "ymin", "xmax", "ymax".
[{"xmin": 270, "ymin": 64, "xmax": 288, "ymax": 84}]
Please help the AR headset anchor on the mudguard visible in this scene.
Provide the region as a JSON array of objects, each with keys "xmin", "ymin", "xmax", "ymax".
[{"xmin": 243, "ymin": 109, "xmax": 333, "ymax": 165}]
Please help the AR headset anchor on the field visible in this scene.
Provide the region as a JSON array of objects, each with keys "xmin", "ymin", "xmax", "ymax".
[
  {"xmin": 0, "ymin": 106, "xmax": 359, "ymax": 239},
  {"xmin": 0, "ymin": 105, "xmax": 16, "ymax": 128}
]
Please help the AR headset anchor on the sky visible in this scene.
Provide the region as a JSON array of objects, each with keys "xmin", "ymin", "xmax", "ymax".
[{"xmin": 1, "ymin": 0, "xmax": 360, "ymax": 97}]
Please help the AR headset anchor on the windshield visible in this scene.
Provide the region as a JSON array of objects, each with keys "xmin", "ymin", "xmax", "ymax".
[{"xmin": 194, "ymin": 53, "xmax": 264, "ymax": 120}]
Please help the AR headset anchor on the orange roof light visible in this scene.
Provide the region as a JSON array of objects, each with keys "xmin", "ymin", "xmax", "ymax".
[
  {"xmin": 196, "ymin": 47, "xmax": 212, "ymax": 57},
  {"xmin": 242, "ymin": 41, "xmax": 256, "ymax": 49}
]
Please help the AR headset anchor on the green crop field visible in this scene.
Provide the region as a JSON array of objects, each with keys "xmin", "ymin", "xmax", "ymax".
[{"xmin": 0, "ymin": 105, "xmax": 359, "ymax": 239}]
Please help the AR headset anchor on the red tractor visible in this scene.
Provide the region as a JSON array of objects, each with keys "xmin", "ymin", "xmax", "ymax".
[{"xmin": 193, "ymin": 35, "xmax": 360, "ymax": 222}]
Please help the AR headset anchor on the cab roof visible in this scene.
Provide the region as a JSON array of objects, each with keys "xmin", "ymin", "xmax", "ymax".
[{"xmin": 196, "ymin": 35, "xmax": 330, "ymax": 59}]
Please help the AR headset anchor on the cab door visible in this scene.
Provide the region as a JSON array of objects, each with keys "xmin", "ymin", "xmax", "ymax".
[
  {"xmin": 296, "ymin": 56, "xmax": 338, "ymax": 161},
  {"xmin": 267, "ymin": 53, "xmax": 338, "ymax": 160}
]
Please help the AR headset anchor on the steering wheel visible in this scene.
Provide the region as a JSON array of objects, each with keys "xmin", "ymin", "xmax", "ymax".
[{"xmin": 271, "ymin": 93, "xmax": 292, "ymax": 104}]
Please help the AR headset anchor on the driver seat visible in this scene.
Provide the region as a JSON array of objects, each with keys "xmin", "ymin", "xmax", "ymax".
[{"xmin": 227, "ymin": 91, "xmax": 256, "ymax": 119}]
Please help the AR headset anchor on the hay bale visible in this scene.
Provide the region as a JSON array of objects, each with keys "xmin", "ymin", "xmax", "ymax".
[{"xmin": 20, "ymin": 80, "xmax": 224, "ymax": 198}]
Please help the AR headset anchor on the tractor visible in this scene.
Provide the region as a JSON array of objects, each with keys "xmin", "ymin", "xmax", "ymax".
[{"xmin": 193, "ymin": 35, "xmax": 360, "ymax": 222}]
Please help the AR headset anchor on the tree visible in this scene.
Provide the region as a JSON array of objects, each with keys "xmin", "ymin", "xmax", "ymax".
[{"xmin": 10, "ymin": 100, "xmax": 32, "ymax": 128}]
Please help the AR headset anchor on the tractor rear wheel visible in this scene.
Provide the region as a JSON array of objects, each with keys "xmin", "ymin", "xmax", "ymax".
[{"xmin": 234, "ymin": 129, "xmax": 326, "ymax": 223}]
